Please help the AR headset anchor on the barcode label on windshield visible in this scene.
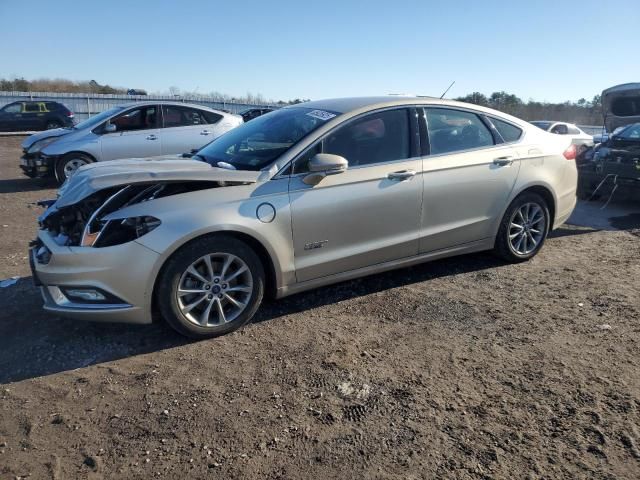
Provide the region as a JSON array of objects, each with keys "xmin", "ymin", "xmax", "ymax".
[{"xmin": 306, "ymin": 110, "xmax": 337, "ymax": 121}]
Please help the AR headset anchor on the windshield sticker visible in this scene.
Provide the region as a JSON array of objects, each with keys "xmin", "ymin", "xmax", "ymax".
[{"xmin": 306, "ymin": 110, "xmax": 337, "ymax": 121}]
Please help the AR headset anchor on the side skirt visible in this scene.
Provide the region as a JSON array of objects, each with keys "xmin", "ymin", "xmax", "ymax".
[{"xmin": 276, "ymin": 238, "xmax": 493, "ymax": 299}]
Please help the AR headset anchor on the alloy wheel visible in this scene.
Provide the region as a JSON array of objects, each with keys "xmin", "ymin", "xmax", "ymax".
[
  {"xmin": 176, "ymin": 253, "xmax": 253, "ymax": 327},
  {"xmin": 63, "ymin": 158, "xmax": 88, "ymax": 179},
  {"xmin": 508, "ymin": 202, "xmax": 546, "ymax": 255}
]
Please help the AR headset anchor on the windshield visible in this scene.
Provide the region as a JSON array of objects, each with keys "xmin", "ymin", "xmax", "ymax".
[
  {"xmin": 195, "ymin": 107, "xmax": 340, "ymax": 171},
  {"xmin": 74, "ymin": 107, "xmax": 124, "ymax": 130},
  {"xmin": 530, "ymin": 121, "xmax": 552, "ymax": 131}
]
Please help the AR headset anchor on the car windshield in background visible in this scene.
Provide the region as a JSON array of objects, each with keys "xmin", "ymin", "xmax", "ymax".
[
  {"xmin": 530, "ymin": 121, "xmax": 552, "ymax": 131},
  {"xmin": 73, "ymin": 107, "xmax": 124, "ymax": 130},
  {"xmin": 196, "ymin": 107, "xmax": 340, "ymax": 171}
]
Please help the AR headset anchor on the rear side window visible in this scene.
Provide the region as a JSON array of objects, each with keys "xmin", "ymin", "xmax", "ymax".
[
  {"xmin": 426, "ymin": 108, "xmax": 494, "ymax": 155},
  {"xmin": 491, "ymin": 117, "xmax": 523, "ymax": 143},
  {"xmin": 567, "ymin": 126, "xmax": 581, "ymax": 135},
  {"xmin": 162, "ymin": 106, "xmax": 209, "ymax": 128},
  {"xmin": 323, "ymin": 109, "xmax": 410, "ymax": 167},
  {"xmin": 45, "ymin": 102, "xmax": 65, "ymax": 112},
  {"xmin": 202, "ymin": 111, "xmax": 223, "ymax": 124},
  {"xmin": 24, "ymin": 103, "xmax": 41, "ymax": 113}
]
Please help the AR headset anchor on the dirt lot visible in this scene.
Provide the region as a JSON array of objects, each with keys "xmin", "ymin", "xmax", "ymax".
[{"xmin": 0, "ymin": 136, "xmax": 639, "ymax": 479}]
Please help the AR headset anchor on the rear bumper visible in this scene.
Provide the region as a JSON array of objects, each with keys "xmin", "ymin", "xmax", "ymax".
[{"xmin": 31, "ymin": 230, "xmax": 160, "ymax": 324}]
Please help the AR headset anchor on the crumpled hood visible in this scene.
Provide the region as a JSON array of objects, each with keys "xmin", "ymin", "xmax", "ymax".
[
  {"xmin": 21, "ymin": 128, "xmax": 73, "ymax": 149},
  {"xmin": 56, "ymin": 157, "xmax": 262, "ymax": 207}
]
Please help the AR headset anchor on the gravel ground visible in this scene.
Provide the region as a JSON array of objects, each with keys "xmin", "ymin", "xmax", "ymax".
[{"xmin": 0, "ymin": 136, "xmax": 639, "ymax": 479}]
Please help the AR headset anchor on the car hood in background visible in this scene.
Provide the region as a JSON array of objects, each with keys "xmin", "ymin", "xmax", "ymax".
[
  {"xmin": 20, "ymin": 128, "xmax": 73, "ymax": 149},
  {"xmin": 55, "ymin": 157, "xmax": 262, "ymax": 207}
]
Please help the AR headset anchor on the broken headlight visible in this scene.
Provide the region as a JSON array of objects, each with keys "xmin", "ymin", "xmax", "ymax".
[{"xmin": 81, "ymin": 215, "xmax": 161, "ymax": 248}]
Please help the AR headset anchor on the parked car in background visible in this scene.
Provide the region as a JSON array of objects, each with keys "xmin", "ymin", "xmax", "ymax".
[
  {"xmin": 0, "ymin": 101, "xmax": 75, "ymax": 132},
  {"xmin": 239, "ymin": 107, "xmax": 274, "ymax": 122},
  {"xmin": 530, "ymin": 121, "xmax": 594, "ymax": 151},
  {"xmin": 127, "ymin": 89, "xmax": 148, "ymax": 96},
  {"xmin": 30, "ymin": 96, "xmax": 577, "ymax": 339},
  {"xmin": 20, "ymin": 101, "xmax": 243, "ymax": 183}
]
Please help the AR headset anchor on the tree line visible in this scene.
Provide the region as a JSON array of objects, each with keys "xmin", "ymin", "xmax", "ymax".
[{"xmin": 455, "ymin": 91, "xmax": 603, "ymax": 126}]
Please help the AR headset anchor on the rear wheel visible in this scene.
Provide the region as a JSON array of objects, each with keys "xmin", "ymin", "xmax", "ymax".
[
  {"xmin": 45, "ymin": 120, "xmax": 62, "ymax": 130},
  {"xmin": 55, "ymin": 153, "xmax": 93, "ymax": 184},
  {"xmin": 494, "ymin": 192, "xmax": 550, "ymax": 262},
  {"xmin": 156, "ymin": 235, "xmax": 265, "ymax": 339}
]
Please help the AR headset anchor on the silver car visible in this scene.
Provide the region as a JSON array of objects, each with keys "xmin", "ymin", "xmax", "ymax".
[
  {"xmin": 31, "ymin": 97, "xmax": 578, "ymax": 339},
  {"xmin": 20, "ymin": 101, "xmax": 243, "ymax": 183}
]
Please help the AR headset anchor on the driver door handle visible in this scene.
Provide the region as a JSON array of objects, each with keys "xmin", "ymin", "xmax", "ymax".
[
  {"xmin": 200, "ymin": 130, "xmax": 211, "ymax": 135},
  {"xmin": 387, "ymin": 169, "xmax": 416, "ymax": 181},
  {"xmin": 493, "ymin": 156, "xmax": 514, "ymax": 166},
  {"xmin": 146, "ymin": 134, "xmax": 158, "ymax": 141}
]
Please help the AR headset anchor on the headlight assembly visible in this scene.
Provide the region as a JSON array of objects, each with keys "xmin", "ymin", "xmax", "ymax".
[
  {"xmin": 27, "ymin": 137, "xmax": 59, "ymax": 154},
  {"xmin": 81, "ymin": 215, "xmax": 161, "ymax": 247}
]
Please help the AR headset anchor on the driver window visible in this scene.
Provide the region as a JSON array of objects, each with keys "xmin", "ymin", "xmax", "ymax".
[
  {"xmin": 110, "ymin": 106, "xmax": 157, "ymax": 132},
  {"xmin": 2, "ymin": 103, "xmax": 21, "ymax": 114}
]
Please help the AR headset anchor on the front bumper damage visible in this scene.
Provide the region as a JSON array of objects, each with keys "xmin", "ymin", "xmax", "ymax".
[
  {"xmin": 30, "ymin": 229, "xmax": 159, "ymax": 324},
  {"xmin": 20, "ymin": 151, "xmax": 56, "ymax": 178}
]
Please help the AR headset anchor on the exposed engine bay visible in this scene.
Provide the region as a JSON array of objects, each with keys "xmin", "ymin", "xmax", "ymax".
[{"xmin": 39, "ymin": 181, "xmax": 226, "ymax": 247}]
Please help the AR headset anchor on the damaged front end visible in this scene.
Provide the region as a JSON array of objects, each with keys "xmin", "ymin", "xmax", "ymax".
[{"xmin": 39, "ymin": 181, "xmax": 222, "ymax": 248}]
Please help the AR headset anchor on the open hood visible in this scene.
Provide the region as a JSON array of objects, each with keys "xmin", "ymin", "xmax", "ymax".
[
  {"xmin": 602, "ymin": 83, "xmax": 640, "ymax": 132},
  {"xmin": 56, "ymin": 157, "xmax": 262, "ymax": 208}
]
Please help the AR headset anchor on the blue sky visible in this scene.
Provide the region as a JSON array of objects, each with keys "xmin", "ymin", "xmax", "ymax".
[{"xmin": 1, "ymin": 0, "xmax": 638, "ymax": 102}]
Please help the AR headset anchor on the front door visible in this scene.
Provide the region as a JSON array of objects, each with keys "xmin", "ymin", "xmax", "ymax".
[
  {"xmin": 419, "ymin": 107, "xmax": 520, "ymax": 252},
  {"xmin": 100, "ymin": 105, "xmax": 161, "ymax": 160},
  {"xmin": 289, "ymin": 108, "xmax": 423, "ymax": 283}
]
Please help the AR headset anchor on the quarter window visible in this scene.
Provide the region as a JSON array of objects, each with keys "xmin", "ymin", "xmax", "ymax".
[
  {"xmin": 491, "ymin": 117, "xmax": 523, "ymax": 143},
  {"xmin": 426, "ymin": 108, "xmax": 494, "ymax": 154},
  {"xmin": 162, "ymin": 106, "xmax": 209, "ymax": 128},
  {"xmin": 110, "ymin": 106, "xmax": 157, "ymax": 132},
  {"xmin": 323, "ymin": 109, "xmax": 410, "ymax": 167}
]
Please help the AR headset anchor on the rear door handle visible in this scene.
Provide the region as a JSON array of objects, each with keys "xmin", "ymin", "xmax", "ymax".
[
  {"xmin": 387, "ymin": 169, "xmax": 416, "ymax": 181},
  {"xmin": 493, "ymin": 156, "xmax": 514, "ymax": 166},
  {"xmin": 200, "ymin": 130, "xmax": 211, "ymax": 136},
  {"xmin": 146, "ymin": 134, "xmax": 158, "ymax": 140}
]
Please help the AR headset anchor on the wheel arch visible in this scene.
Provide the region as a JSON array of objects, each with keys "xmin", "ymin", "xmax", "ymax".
[
  {"xmin": 151, "ymin": 230, "xmax": 279, "ymax": 320},
  {"xmin": 516, "ymin": 184, "xmax": 557, "ymax": 230}
]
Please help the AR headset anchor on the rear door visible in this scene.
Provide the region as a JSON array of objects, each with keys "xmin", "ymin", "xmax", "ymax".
[
  {"xmin": 22, "ymin": 102, "xmax": 45, "ymax": 130},
  {"xmin": 419, "ymin": 107, "xmax": 521, "ymax": 252},
  {"xmin": 160, "ymin": 105, "xmax": 219, "ymax": 155},
  {"xmin": 100, "ymin": 105, "xmax": 161, "ymax": 160}
]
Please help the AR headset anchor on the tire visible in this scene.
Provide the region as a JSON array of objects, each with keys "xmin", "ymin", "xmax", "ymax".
[
  {"xmin": 55, "ymin": 153, "xmax": 93, "ymax": 185},
  {"xmin": 494, "ymin": 192, "xmax": 550, "ymax": 263},
  {"xmin": 156, "ymin": 235, "xmax": 265, "ymax": 339},
  {"xmin": 45, "ymin": 120, "xmax": 62, "ymax": 130}
]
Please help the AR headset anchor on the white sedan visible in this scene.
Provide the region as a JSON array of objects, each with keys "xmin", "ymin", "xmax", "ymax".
[{"xmin": 530, "ymin": 121, "xmax": 594, "ymax": 151}]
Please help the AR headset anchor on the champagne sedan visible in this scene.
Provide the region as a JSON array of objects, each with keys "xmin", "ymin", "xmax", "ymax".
[{"xmin": 30, "ymin": 96, "xmax": 578, "ymax": 338}]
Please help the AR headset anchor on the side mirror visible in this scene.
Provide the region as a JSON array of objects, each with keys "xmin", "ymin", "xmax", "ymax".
[
  {"xmin": 303, "ymin": 154, "xmax": 348, "ymax": 185},
  {"xmin": 103, "ymin": 123, "xmax": 117, "ymax": 134}
]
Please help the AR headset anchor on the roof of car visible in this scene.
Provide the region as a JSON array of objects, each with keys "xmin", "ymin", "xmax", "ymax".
[
  {"xmin": 284, "ymin": 96, "xmax": 528, "ymax": 125},
  {"xmin": 116, "ymin": 100, "xmax": 229, "ymax": 113}
]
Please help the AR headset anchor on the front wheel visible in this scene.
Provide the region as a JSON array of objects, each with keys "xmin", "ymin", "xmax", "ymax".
[
  {"xmin": 55, "ymin": 153, "xmax": 93, "ymax": 184},
  {"xmin": 156, "ymin": 235, "xmax": 265, "ymax": 339},
  {"xmin": 494, "ymin": 193, "xmax": 550, "ymax": 263}
]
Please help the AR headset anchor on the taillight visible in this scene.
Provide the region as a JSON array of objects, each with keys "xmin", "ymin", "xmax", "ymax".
[
  {"xmin": 66, "ymin": 111, "xmax": 74, "ymax": 117},
  {"xmin": 563, "ymin": 144, "xmax": 577, "ymax": 160}
]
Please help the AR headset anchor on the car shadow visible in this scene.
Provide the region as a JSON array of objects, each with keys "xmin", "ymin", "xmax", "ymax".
[
  {"xmin": 0, "ymin": 177, "xmax": 57, "ymax": 194},
  {"xmin": 0, "ymin": 252, "xmax": 503, "ymax": 384}
]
